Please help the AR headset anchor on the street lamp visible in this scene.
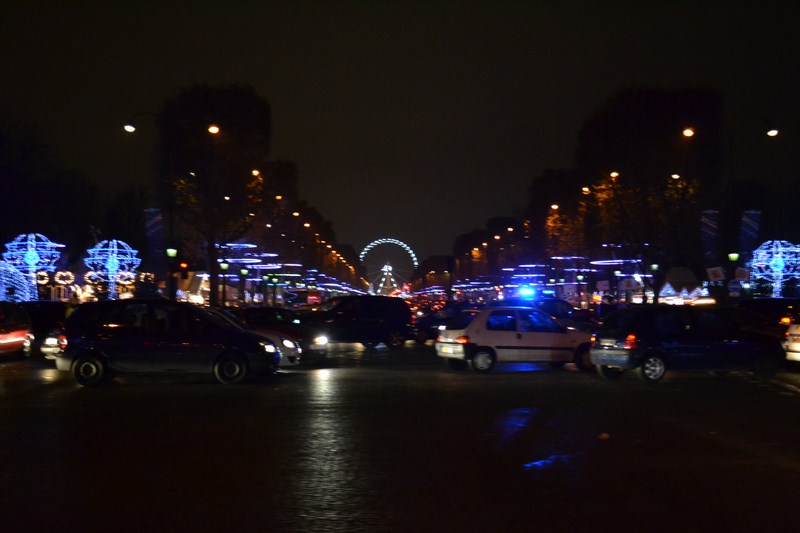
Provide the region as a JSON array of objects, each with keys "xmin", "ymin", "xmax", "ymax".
[
  {"xmin": 220, "ymin": 261, "xmax": 229, "ymax": 307},
  {"xmin": 165, "ymin": 247, "xmax": 178, "ymax": 300}
]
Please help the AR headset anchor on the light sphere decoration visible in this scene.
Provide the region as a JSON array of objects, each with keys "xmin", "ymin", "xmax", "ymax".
[
  {"xmin": 84, "ymin": 239, "xmax": 142, "ymax": 300},
  {"xmin": 0, "ymin": 261, "xmax": 33, "ymax": 302},
  {"xmin": 750, "ymin": 240, "xmax": 800, "ymax": 297},
  {"xmin": 3, "ymin": 233, "xmax": 64, "ymax": 301}
]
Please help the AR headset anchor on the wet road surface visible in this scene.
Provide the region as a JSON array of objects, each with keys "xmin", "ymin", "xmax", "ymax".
[{"xmin": 3, "ymin": 343, "xmax": 800, "ymax": 532}]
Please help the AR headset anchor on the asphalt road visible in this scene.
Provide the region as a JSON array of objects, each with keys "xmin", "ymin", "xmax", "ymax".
[{"xmin": 3, "ymin": 343, "xmax": 800, "ymax": 532}]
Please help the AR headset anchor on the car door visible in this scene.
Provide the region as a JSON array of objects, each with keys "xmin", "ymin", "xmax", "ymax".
[
  {"xmin": 658, "ymin": 308, "xmax": 715, "ymax": 370},
  {"xmin": 97, "ymin": 302, "xmax": 153, "ymax": 372},
  {"xmin": 481, "ymin": 310, "xmax": 520, "ymax": 361},
  {"xmin": 516, "ymin": 308, "xmax": 574, "ymax": 363},
  {"xmin": 149, "ymin": 303, "xmax": 220, "ymax": 373}
]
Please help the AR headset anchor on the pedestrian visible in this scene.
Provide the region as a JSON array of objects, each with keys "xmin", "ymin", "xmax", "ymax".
[{"xmin": 596, "ymin": 294, "xmax": 616, "ymax": 321}]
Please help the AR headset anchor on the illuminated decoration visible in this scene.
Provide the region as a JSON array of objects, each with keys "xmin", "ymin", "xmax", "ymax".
[
  {"xmin": 84, "ymin": 239, "xmax": 142, "ymax": 300},
  {"xmin": 55, "ymin": 271, "xmax": 75, "ymax": 285},
  {"xmin": 359, "ymin": 238, "xmax": 419, "ymax": 268},
  {"xmin": 36, "ymin": 271, "xmax": 50, "ymax": 285},
  {"xmin": 0, "ymin": 261, "xmax": 32, "ymax": 302},
  {"xmin": 3, "ymin": 233, "xmax": 64, "ymax": 301},
  {"xmin": 750, "ymin": 240, "xmax": 800, "ymax": 297},
  {"xmin": 375, "ymin": 264, "xmax": 400, "ymax": 296}
]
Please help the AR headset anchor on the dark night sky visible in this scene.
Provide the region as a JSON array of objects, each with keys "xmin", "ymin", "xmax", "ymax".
[{"xmin": 2, "ymin": 2, "xmax": 799, "ymax": 260}]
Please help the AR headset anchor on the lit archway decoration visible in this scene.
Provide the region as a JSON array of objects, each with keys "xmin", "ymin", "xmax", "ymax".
[
  {"xmin": 359, "ymin": 238, "xmax": 419, "ymax": 268},
  {"xmin": 3, "ymin": 233, "xmax": 64, "ymax": 301},
  {"xmin": 751, "ymin": 240, "xmax": 800, "ymax": 297},
  {"xmin": 0, "ymin": 261, "xmax": 32, "ymax": 302},
  {"xmin": 84, "ymin": 239, "xmax": 142, "ymax": 300}
]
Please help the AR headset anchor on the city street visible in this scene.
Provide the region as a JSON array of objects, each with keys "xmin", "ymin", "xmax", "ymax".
[{"xmin": 3, "ymin": 343, "xmax": 800, "ymax": 532}]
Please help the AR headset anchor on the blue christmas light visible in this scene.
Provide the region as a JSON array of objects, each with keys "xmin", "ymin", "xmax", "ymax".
[
  {"xmin": 751, "ymin": 240, "xmax": 800, "ymax": 297},
  {"xmin": 0, "ymin": 261, "xmax": 33, "ymax": 302},
  {"xmin": 84, "ymin": 239, "xmax": 142, "ymax": 300},
  {"xmin": 3, "ymin": 233, "xmax": 64, "ymax": 301}
]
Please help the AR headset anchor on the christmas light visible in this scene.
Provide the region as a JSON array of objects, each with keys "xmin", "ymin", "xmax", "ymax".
[
  {"xmin": 2, "ymin": 233, "xmax": 64, "ymax": 301},
  {"xmin": 750, "ymin": 240, "xmax": 800, "ymax": 297},
  {"xmin": 0, "ymin": 261, "xmax": 33, "ymax": 301},
  {"xmin": 84, "ymin": 239, "xmax": 142, "ymax": 300}
]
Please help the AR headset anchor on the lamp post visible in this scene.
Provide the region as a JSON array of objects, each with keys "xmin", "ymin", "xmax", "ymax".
[
  {"xmin": 220, "ymin": 261, "xmax": 229, "ymax": 307},
  {"xmin": 165, "ymin": 247, "xmax": 178, "ymax": 300},
  {"xmin": 240, "ymin": 268, "xmax": 249, "ymax": 305}
]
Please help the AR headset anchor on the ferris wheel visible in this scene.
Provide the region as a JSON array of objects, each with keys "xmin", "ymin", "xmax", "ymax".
[{"xmin": 359, "ymin": 238, "xmax": 419, "ymax": 295}]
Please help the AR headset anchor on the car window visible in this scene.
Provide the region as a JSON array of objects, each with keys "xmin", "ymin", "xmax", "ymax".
[
  {"xmin": 519, "ymin": 309, "xmax": 562, "ymax": 333},
  {"xmin": 694, "ymin": 309, "xmax": 735, "ymax": 334},
  {"xmin": 103, "ymin": 302, "xmax": 148, "ymax": 332},
  {"xmin": 486, "ymin": 310, "xmax": 517, "ymax": 332},
  {"xmin": 536, "ymin": 300, "xmax": 572, "ymax": 318},
  {"xmin": 447, "ymin": 310, "xmax": 480, "ymax": 330}
]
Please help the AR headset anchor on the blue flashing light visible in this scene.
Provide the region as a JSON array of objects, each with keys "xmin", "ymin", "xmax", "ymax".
[{"xmin": 518, "ymin": 286, "xmax": 535, "ymax": 298}]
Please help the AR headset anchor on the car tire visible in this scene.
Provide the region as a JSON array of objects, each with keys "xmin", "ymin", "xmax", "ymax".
[
  {"xmin": 446, "ymin": 359, "xmax": 468, "ymax": 371},
  {"xmin": 638, "ymin": 352, "xmax": 667, "ymax": 383},
  {"xmin": 386, "ymin": 330, "xmax": 407, "ymax": 348},
  {"xmin": 573, "ymin": 346, "xmax": 593, "ymax": 372},
  {"xmin": 213, "ymin": 353, "xmax": 249, "ymax": 384},
  {"xmin": 596, "ymin": 365, "xmax": 625, "ymax": 380},
  {"xmin": 470, "ymin": 348, "xmax": 495, "ymax": 374},
  {"xmin": 72, "ymin": 355, "xmax": 107, "ymax": 387}
]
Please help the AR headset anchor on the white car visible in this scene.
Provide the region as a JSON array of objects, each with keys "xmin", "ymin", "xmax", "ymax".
[
  {"xmin": 435, "ymin": 306, "xmax": 593, "ymax": 373},
  {"xmin": 784, "ymin": 323, "xmax": 800, "ymax": 362}
]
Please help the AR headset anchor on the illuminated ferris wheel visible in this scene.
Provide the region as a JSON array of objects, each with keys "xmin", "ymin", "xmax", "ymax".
[{"xmin": 359, "ymin": 238, "xmax": 419, "ymax": 295}]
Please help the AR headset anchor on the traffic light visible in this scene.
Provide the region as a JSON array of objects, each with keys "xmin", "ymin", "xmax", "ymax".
[{"xmin": 178, "ymin": 260, "xmax": 190, "ymax": 279}]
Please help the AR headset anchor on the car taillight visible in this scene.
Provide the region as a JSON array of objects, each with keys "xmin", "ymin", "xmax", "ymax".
[
  {"xmin": 455, "ymin": 336, "xmax": 469, "ymax": 344},
  {"xmin": 58, "ymin": 335, "xmax": 68, "ymax": 350},
  {"xmin": 590, "ymin": 333, "xmax": 597, "ymax": 347},
  {"xmin": 780, "ymin": 316, "xmax": 792, "ymax": 326},
  {"xmin": 623, "ymin": 334, "xmax": 638, "ymax": 350}
]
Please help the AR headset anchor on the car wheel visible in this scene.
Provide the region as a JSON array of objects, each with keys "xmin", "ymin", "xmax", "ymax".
[
  {"xmin": 213, "ymin": 353, "xmax": 249, "ymax": 384},
  {"xmin": 446, "ymin": 359, "xmax": 468, "ymax": 371},
  {"xmin": 573, "ymin": 346, "xmax": 593, "ymax": 372},
  {"xmin": 638, "ymin": 352, "xmax": 667, "ymax": 383},
  {"xmin": 470, "ymin": 348, "xmax": 495, "ymax": 373},
  {"xmin": 72, "ymin": 355, "xmax": 106, "ymax": 387},
  {"xmin": 386, "ymin": 330, "xmax": 407, "ymax": 348},
  {"xmin": 596, "ymin": 365, "xmax": 625, "ymax": 380},
  {"xmin": 753, "ymin": 350, "xmax": 781, "ymax": 382}
]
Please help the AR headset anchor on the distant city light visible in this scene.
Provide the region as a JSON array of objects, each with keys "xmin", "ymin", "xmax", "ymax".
[
  {"xmin": 208, "ymin": 124, "xmax": 220, "ymax": 134},
  {"xmin": 682, "ymin": 127, "xmax": 695, "ymax": 137}
]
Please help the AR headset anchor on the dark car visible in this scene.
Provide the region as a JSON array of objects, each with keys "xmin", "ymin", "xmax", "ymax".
[
  {"xmin": 55, "ymin": 299, "xmax": 281, "ymax": 386},
  {"xmin": 0, "ymin": 301, "xmax": 33, "ymax": 357},
  {"xmin": 227, "ymin": 306, "xmax": 329, "ymax": 359},
  {"xmin": 19, "ymin": 300, "xmax": 70, "ymax": 358},
  {"xmin": 590, "ymin": 304, "xmax": 785, "ymax": 383},
  {"xmin": 413, "ymin": 302, "xmax": 484, "ymax": 343},
  {"xmin": 302, "ymin": 295, "xmax": 413, "ymax": 348}
]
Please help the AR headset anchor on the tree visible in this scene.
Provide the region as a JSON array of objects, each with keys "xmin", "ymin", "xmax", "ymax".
[{"xmin": 156, "ymin": 84, "xmax": 271, "ymax": 306}]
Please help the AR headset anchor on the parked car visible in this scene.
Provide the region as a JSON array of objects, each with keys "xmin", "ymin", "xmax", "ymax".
[
  {"xmin": 302, "ymin": 295, "xmax": 413, "ymax": 348},
  {"xmin": 206, "ymin": 307, "xmax": 303, "ymax": 367},
  {"xmin": 0, "ymin": 301, "xmax": 33, "ymax": 357},
  {"xmin": 435, "ymin": 306, "xmax": 593, "ymax": 373},
  {"xmin": 413, "ymin": 302, "xmax": 483, "ymax": 343},
  {"xmin": 55, "ymin": 299, "xmax": 281, "ymax": 386},
  {"xmin": 19, "ymin": 300, "xmax": 70, "ymax": 358},
  {"xmin": 590, "ymin": 305, "xmax": 785, "ymax": 383},
  {"xmin": 226, "ymin": 306, "xmax": 329, "ymax": 360}
]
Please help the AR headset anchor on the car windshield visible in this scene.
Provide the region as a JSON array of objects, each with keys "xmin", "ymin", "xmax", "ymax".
[{"xmin": 446, "ymin": 310, "xmax": 481, "ymax": 330}]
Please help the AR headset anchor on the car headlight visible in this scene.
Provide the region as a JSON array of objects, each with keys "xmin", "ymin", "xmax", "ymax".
[
  {"xmin": 313, "ymin": 335, "xmax": 328, "ymax": 346},
  {"xmin": 282, "ymin": 338, "xmax": 295, "ymax": 349},
  {"xmin": 260, "ymin": 341, "xmax": 277, "ymax": 353}
]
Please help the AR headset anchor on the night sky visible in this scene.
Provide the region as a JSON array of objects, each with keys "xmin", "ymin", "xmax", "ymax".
[{"xmin": 2, "ymin": 2, "xmax": 799, "ymax": 260}]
